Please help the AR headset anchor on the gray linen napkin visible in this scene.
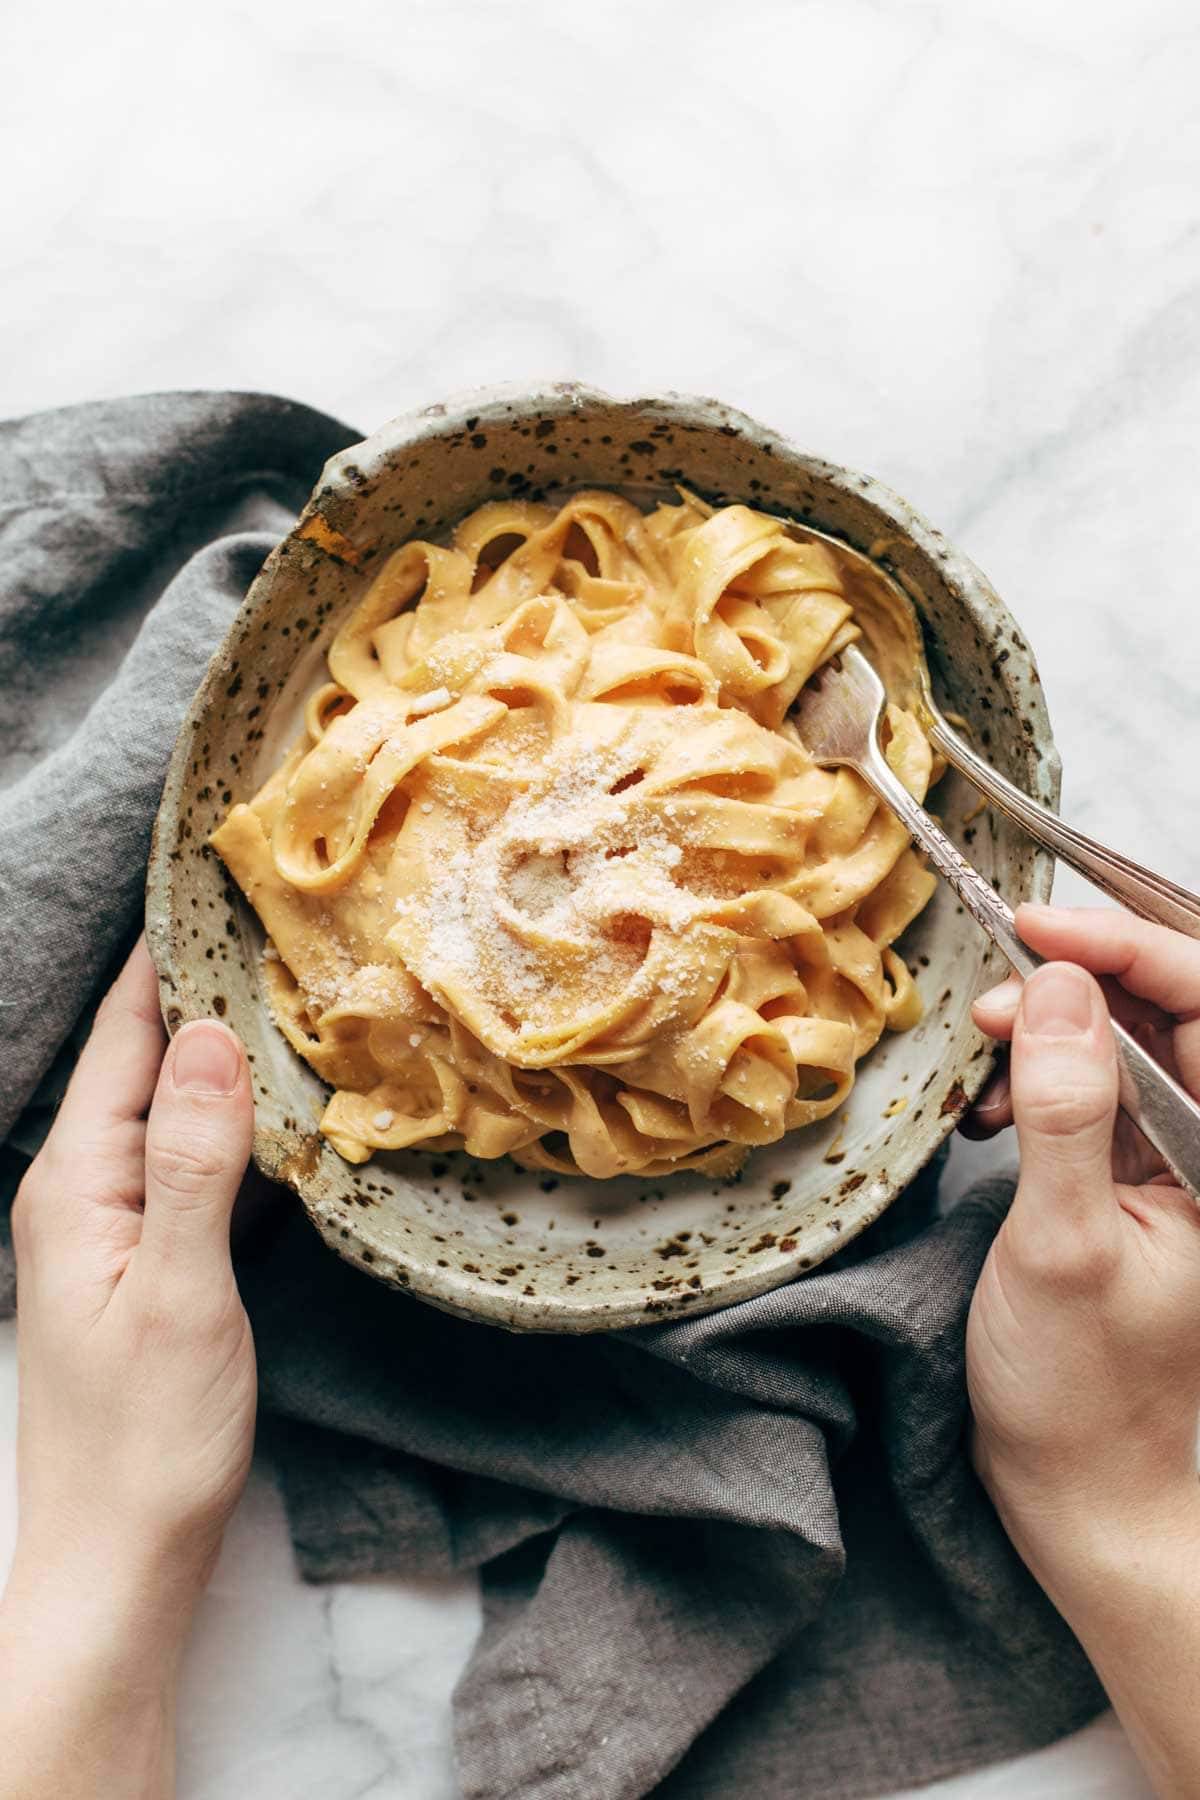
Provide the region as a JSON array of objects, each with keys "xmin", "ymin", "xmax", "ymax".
[{"xmin": 0, "ymin": 392, "xmax": 1105, "ymax": 1799}]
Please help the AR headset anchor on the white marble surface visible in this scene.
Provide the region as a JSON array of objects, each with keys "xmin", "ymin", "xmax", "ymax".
[{"xmin": 3, "ymin": 0, "xmax": 1198, "ymax": 1790}]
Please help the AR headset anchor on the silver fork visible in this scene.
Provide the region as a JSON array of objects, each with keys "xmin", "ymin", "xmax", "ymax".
[
  {"xmin": 786, "ymin": 518, "xmax": 1200, "ymax": 937},
  {"xmin": 792, "ymin": 644, "xmax": 1200, "ymax": 1193}
]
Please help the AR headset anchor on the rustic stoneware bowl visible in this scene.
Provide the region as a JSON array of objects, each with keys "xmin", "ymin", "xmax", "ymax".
[{"xmin": 146, "ymin": 384, "xmax": 1057, "ymax": 1331}]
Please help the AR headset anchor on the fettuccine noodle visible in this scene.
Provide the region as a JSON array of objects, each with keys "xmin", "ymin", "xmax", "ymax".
[{"xmin": 211, "ymin": 490, "xmax": 938, "ymax": 1177}]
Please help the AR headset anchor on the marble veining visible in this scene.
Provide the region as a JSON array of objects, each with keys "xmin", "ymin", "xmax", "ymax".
[{"xmin": 2, "ymin": 0, "xmax": 1195, "ymax": 1789}]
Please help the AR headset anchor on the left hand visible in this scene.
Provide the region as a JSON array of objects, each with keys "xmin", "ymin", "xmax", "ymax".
[{"xmin": 0, "ymin": 938, "xmax": 256, "ymax": 1799}]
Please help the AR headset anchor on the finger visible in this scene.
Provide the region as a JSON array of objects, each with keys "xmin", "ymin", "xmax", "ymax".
[
  {"xmin": 54, "ymin": 938, "xmax": 166, "ymax": 1139},
  {"xmin": 972, "ymin": 978, "xmax": 1021, "ymax": 1039},
  {"xmin": 974, "ymin": 967, "xmax": 1167, "ymax": 1046},
  {"xmin": 1017, "ymin": 905, "xmax": 1200, "ymax": 1098},
  {"xmin": 140, "ymin": 1021, "xmax": 254, "ymax": 1277},
  {"xmin": 1016, "ymin": 904, "xmax": 1200, "ymax": 1018},
  {"xmin": 958, "ymin": 1061, "xmax": 1012, "ymax": 1138},
  {"xmin": 30, "ymin": 942, "xmax": 164, "ymax": 1255},
  {"xmin": 1008, "ymin": 961, "xmax": 1120, "ymax": 1252}
]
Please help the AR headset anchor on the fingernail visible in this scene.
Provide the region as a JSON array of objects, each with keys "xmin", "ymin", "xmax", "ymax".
[
  {"xmin": 1021, "ymin": 964, "xmax": 1093, "ymax": 1037},
  {"xmin": 978, "ymin": 977, "xmax": 1020, "ymax": 1012},
  {"xmin": 173, "ymin": 1022, "xmax": 242, "ymax": 1094}
]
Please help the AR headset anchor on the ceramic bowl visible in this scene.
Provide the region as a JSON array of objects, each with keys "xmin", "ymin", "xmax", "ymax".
[{"xmin": 146, "ymin": 384, "xmax": 1057, "ymax": 1331}]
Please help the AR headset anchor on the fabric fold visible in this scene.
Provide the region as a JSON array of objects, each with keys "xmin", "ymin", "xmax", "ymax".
[{"xmin": 0, "ymin": 390, "xmax": 358, "ymax": 1139}]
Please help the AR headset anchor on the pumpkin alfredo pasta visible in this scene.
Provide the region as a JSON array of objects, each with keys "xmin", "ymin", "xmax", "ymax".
[{"xmin": 211, "ymin": 490, "xmax": 938, "ymax": 1178}]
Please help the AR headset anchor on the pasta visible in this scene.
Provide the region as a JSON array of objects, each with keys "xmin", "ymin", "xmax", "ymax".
[{"xmin": 211, "ymin": 490, "xmax": 939, "ymax": 1178}]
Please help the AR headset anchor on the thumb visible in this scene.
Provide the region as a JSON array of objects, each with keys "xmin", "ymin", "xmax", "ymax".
[
  {"xmin": 1009, "ymin": 961, "xmax": 1119, "ymax": 1244},
  {"xmin": 141, "ymin": 1021, "xmax": 254, "ymax": 1275}
]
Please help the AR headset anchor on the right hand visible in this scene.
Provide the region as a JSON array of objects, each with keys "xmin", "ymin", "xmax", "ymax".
[{"xmin": 964, "ymin": 904, "xmax": 1200, "ymax": 1600}]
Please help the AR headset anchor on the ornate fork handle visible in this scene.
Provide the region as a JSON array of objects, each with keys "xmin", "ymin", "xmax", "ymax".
[
  {"xmin": 859, "ymin": 742, "xmax": 1200, "ymax": 1198},
  {"xmin": 927, "ymin": 713, "xmax": 1200, "ymax": 939}
]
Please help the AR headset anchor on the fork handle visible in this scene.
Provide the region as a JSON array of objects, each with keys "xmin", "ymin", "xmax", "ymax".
[
  {"xmin": 860, "ymin": 746, "xmax": 1200, "ymax": 1197},
  {"xmin": 928, "ymin": 713, "xmax": 1200, "ymax": 938}
]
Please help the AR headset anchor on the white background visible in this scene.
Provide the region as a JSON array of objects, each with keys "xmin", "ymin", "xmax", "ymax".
[{"xmin": 4, "ymin": 0, "xmax": 1197, "ymax": 1790}]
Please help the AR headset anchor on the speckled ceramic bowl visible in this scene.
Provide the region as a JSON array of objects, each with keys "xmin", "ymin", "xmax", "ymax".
[{"xmin": 146, "ymin": 384, "xmax": 1057, "ymax": 1331}]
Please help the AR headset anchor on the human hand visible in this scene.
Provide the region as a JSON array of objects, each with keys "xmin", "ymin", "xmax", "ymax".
[
  {"xmin": 965, "ymin": 903, "xmax": 1200, "ymax": 1603},
  {"xmin": 0, "ymin": 938, "xmax": 255, "ymax": 1798}
]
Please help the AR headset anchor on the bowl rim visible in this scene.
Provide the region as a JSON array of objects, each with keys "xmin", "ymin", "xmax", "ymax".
[{"xmin": 146, "ymin": 381, "xmax": 1058, "ymax": 1330}]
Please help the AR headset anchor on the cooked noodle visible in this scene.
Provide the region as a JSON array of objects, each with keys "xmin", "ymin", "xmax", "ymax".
[{"xmin": 211, "ymin": 490, "xmax": 938, "ymax": 1177}]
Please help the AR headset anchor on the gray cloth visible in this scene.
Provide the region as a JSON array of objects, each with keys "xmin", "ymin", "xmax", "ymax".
[{"xmin": 0, "ymin": 392, "xmax": 1105, "ymax": 1799}]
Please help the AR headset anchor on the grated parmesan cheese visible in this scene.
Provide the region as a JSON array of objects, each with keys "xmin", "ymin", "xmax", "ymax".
[
  {"xmin": 390, "ymin": 724, "xmax": 711, "ymax": 1038},
  {"xmin": 407, "ymin": 686, "xmax": 453, "ymax": 718}
]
